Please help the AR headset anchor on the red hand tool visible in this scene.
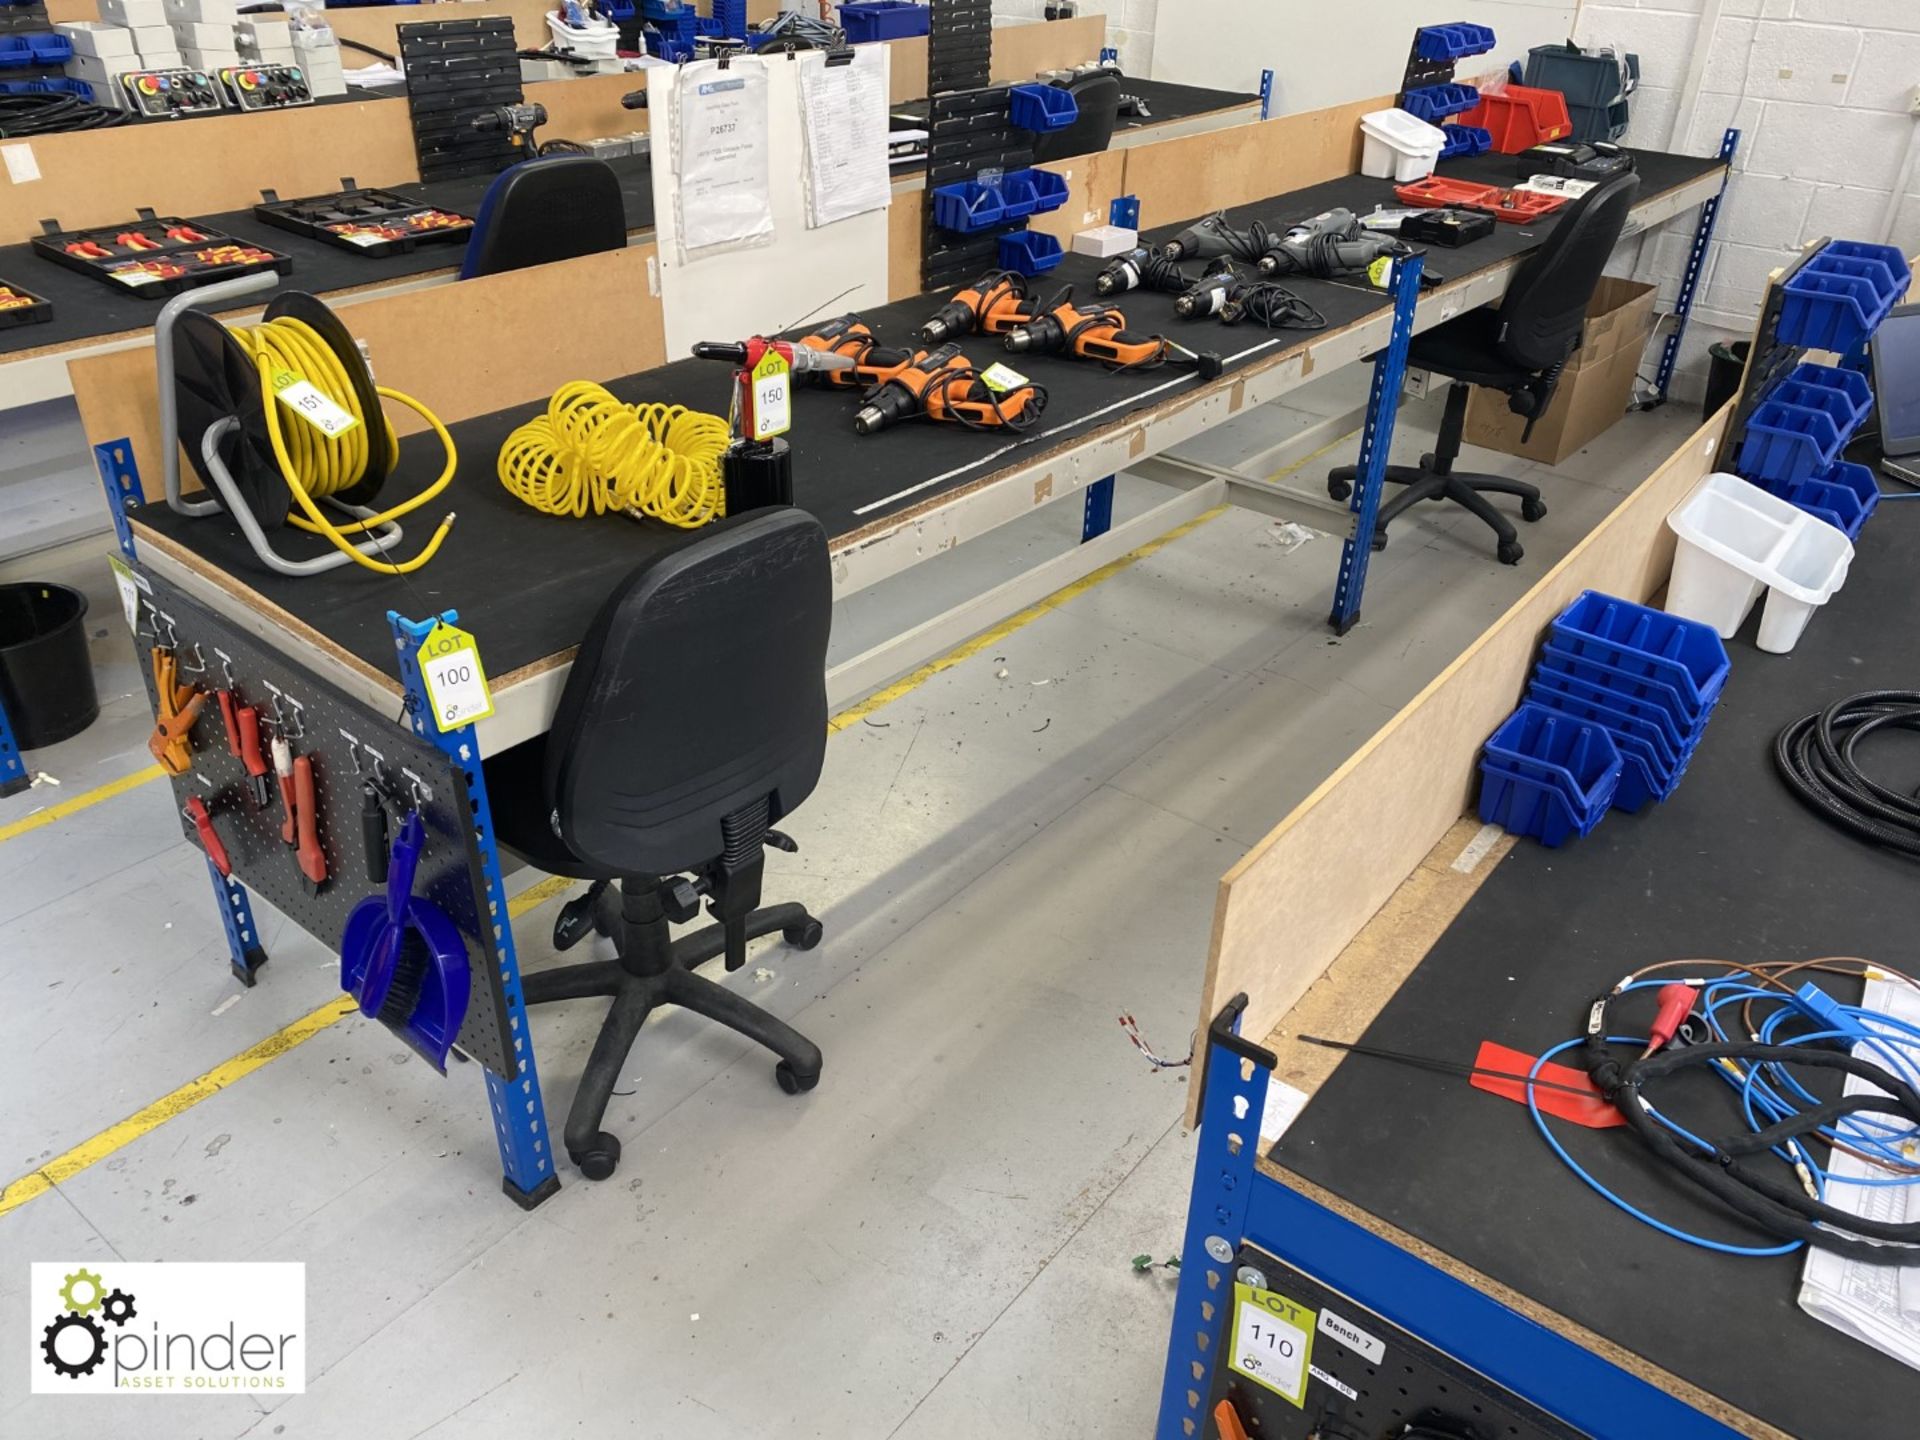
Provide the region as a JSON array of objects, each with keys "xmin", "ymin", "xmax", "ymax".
[
  {"xmin": 184, "ymin": 796, "xmax": 232, "ymax": 876},
  {"xmin": 235, "ymin": 705, "xmax": 272, "ymax": 808},
  {"xmin": 293, "ymin": 755, "xmax": 327, "ymax": 894}
]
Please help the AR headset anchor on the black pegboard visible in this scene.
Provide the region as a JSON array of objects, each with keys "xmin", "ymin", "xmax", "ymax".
[
  {"xmin": 1206, "ymin": 1244, "xmax": 1589, "ymax": 1440},
  {"xmin": 1722, "ymin": 239, "xmax": 1824, "ymax": 464},
  {"xmin": 131, "ymin": 565, "xmax": 518, "ymax": 1078},
  {"xmin": 397, "ymin": 17, "xmax": 523, "ymax": 182}
]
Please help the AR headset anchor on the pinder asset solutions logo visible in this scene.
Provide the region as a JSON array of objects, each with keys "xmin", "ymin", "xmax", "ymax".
[{"xmin": 31, "ymin": 1262, "xmax": 305, "ymax": 1395}]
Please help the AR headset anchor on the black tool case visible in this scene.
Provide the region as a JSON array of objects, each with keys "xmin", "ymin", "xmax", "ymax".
[
  {"xmin": 254, "ymin": 183, "xmax": 476, "ymax": 259},
  {"xmin": 33, "ymin": 210, "xmax": 293, "ymax": 297}
]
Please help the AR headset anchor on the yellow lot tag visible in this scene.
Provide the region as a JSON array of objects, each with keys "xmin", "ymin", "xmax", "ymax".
[
  {"xmin": 1228, "ymin": 1282, "xmax": 1315, "ymax": 1408},
  {"xmin": 271, "ymin": 368, "xmax": 360, "ymax": 437},
  {"xmin": 416, "ymin": 622, "xmax": 494, "ymax": 732},
  {"xmin": 751, "ymin": 347, "xmax": 792, "ymax": 441}
]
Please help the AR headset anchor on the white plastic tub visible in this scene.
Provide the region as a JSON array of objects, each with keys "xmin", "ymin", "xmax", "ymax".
[
  {"xmin": 1664, "ymin": 472, "xmax": 1854, "ymax": 654},
  {"xmin": 1359, "ymin": 108, "xmax": 1446, "ymax": 183},
  {"xmin": 546, "ymin": 8, "xmax": 620, "ymax": 59}
]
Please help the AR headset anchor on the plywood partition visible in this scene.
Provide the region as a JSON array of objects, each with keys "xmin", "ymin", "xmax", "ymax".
[
  {"xmin": 0, "ymin": 98, "xmax": 421, "ymax": 243},
  {"xmin": 68, "ymin": 244, "xmax": 666, "ymax": 505},
  {"xmin": 1119, "ymin": 93, "xmax": 1391, "ymax": 224},
  {"xmin": 325, "ymin": 0, "xmax": 559, "ymax": 57},
  {"xmin": 1185, "ymin": 411, "xmax": 1731, "ymax": 1124},
  {"xmin": 529, "ymin": 69, "xmax": 652, "ymax": 139},
  {"xmin": 888, "ymin": 14, "xmax": 1105, "ymax": 103}
]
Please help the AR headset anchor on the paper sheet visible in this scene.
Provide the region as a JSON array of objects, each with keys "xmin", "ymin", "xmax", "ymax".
[
  {"xmin": 674, "ymin": 58, "xmax": 774, "ymax": 259},
  {"xmin": 797, "ymin": 45, "xmax": 891, "ymax": 228},
  {"xmin": 1797, "ymin": 974, "xmax": 1920, "ymax": 1371}
]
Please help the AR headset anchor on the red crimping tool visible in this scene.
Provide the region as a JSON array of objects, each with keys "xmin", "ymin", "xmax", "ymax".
[{"xmin": 185, "ymin": 795, "xmax": 232, "ymax": 877}]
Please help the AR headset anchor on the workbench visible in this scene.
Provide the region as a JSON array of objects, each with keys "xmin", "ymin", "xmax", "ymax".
[
  {"xmin": 1160, "ymin": 496, "xmax": 1920, "ymax": 1440},
  {"xmin": 98, "ymin": 140, "xmax": 1725, "ymax": 1208}
]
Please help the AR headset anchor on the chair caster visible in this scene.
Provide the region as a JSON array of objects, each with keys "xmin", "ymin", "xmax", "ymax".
[
  {"xmin": 1419, "ymin": 452, "xmax": 1437, "ymax": 471},
  {"xmin": 1370, "ymin": 528, "xmax": 1390, "ymax": 552},
  {"xmin": 776, "ymin": 1062, "xmax": 821, "ymax": 1095},
  {"xmin": 569, "ymin": 1132, "xmax": 621, "ymax": 1181},
  {"xmin": 1497, "ymin": 540, "xmax": 1525, "ymax": 566},
  {"xmin": 1521, "ymin": 497, "xmax": 1548, "ymax": 523},
  {"xmin": 782, "ymin": 917, "xmax": 824, "ymax": 951},
  {"xmin": 553, "ymin": 879, "xmax": 609, "ymax": 952},
  {"xmin": 1327, "ymin": 473, "xmax": 1352, "ymax": 502}
]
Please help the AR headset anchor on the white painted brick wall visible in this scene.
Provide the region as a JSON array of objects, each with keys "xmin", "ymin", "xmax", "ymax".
[
  {"xmin": 1575, "ymin": 0, "xmax": 1920, "ymax": 399},
  {"xmin": 992, "ymin": 1, "xmax": 1157, "ymax": 76}
]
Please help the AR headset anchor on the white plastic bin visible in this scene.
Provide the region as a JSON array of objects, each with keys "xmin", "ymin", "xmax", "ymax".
[
  {"xmin": 1359, "ymin": 109, "xmax": 1446, "ymax": 183},
  {"xmin": 546, "ymin": 9, "xmax": 620, "ymax": 59},
  {"xmin": 1664, "ymin": 472, "xmax": 1853, "ymax": 654}
]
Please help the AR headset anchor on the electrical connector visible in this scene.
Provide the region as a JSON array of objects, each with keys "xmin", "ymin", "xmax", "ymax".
[{"xmin": 1790, "ymin": 981, "xmax": 1868, "ymax": 1043}]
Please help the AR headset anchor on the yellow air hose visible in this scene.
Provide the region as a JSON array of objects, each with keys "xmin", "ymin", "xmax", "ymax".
[
  {"xmin": 496, "ymin": 380, "xmax": 730, "ymax": 529},
  {"xmin": 232, "ymin": 315, "xmax": 458, "ymax": 575}
]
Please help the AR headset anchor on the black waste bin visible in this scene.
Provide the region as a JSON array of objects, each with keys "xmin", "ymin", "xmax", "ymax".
[
  {"xmin": 0, "ymin": 582, "xmax": 100, "ymax": 750},
  {"xmin": 1703, "ymin": 340, "xmax": 1751, "ymax": 421}
]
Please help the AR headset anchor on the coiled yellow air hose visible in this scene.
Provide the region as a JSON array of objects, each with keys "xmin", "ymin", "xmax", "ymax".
[
  {"xmin": 232, "ymin": 315, "xmax": 457, "ymax": 575},
  {"xmin": 496, "ymin": 380, "xmax": 729, "ymax": 529}
]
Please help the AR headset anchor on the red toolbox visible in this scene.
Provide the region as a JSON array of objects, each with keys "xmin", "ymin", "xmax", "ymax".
[
  {"xmin": 1394, "ymin": 178, "xmax": 1570, "ymax": 225},
  {"xmin": 1458, "ymin": 84, "xmax": 1574, "ymax": 153}
]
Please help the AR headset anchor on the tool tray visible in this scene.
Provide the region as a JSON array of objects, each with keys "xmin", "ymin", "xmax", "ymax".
[
  {"xmin": 34, "ymin": 211, "xmax": 293, "ymax": 297},
  {"xmin": 255, "ymin": 184, "xmax": 476, "ymax": 259},
  {"xmin": 0, "ymin": 275, "xmax": 52, "ymax": 328},
  {"xmin": 1394, "ymin": 177, "xmax": 1569, "ymax": 224}
]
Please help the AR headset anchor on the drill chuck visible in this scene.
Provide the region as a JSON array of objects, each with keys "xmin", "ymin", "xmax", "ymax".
[{"xmin": 1003, "ymin": 327, "xmax": 1038, "ymax": 354}]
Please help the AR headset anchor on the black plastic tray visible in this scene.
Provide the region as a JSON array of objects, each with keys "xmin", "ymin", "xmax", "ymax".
[
  {"xmin": 254, "ymin": 185, "xmax": 475, "ymax": 259},
  {"xmin": 33, "ymin": 212, "xmax": 292, "ymax": 298},
  {"xmin": 0, "ymin": 275, "xmax": 51, "ymax": 328}
]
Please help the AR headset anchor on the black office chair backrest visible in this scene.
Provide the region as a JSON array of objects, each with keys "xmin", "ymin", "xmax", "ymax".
[
  {"xmin": 1494, "ymin": 173, "xmax": 1641, "ymax": 373},
  {"xmin": 544, "ymin": 508, "xmax": 833, "ymax": 876},
  {"xmin": 1031, "ymin": 73, "xmax": 1122, "ymax": 163},
  {"xmin": 460, "ymin": 155, "xmax": 628, "ymax": 280}
]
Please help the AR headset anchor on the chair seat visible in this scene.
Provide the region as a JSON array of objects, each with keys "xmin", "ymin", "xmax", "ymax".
[
  {"xmin": 483, "ymin": 737, "xmax": 605, "ymax": 880},
  {"xmin": 1409, "ymin": 308, "xmax": 1539, "ymax": 390}
]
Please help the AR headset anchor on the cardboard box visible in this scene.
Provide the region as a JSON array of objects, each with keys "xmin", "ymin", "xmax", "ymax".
[{"xmin": 1462, "ymin": 277, "xmax": 1657, "ymax": 465}]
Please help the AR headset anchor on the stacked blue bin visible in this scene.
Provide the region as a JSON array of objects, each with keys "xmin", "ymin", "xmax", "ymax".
[
  {"xmin": 642, "ymin": 0, "xmax": 697, "ymax": 60},
  {"xmin": 1479, "ymin": 705, "xmax": 1622, "ymax": 848},
  {"xmin": 930, "ymin": 166, "xmax": 1070, "ymax": 277},
  {"xmin": 839, "ymin": 1, "xmax": 929, "ymax": 42},
  {"xmin": 1407, "ymin": 24, "xmax": 1495, "ymax": 161},
  {"xmin": 697, "ymin": 0, "xmax": 747, "ymax": 39},
  {"xmin": 1482, "ymin": 592, "xmax": 1731, "ymax": 843},
  {"xmin": 1415, "ymin": 22, "xmax": 1497, "ymax": 62},
  {"xmin": 1736, "ymin": 359, "xmax": 1881, "ymax": 538},
  {"xmin": 1778, "ymin": 241, "xmax": 1910, "ymax": 354}
]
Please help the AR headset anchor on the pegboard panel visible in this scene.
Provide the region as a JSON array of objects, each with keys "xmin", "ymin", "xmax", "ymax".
[
  {"xmin": 132, "ymin": 567, "xmax": 518, "ymax": 1078},
  {"xmin": 1207, "ymin": 1245, "xmax": 1589, "ymax": 1440}
]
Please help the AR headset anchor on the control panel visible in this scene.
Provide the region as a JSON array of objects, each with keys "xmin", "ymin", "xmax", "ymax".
[
  {"xmin": 117, "ymin": 68, "xmax": 224, "ymax": 118},
  {"xmin": 217, "ymin": 64, "xmax": 314, "ymax": 111}
]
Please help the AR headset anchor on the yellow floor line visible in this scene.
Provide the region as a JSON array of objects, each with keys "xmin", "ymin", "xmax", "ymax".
[
  {"xmin": 829, "ymin": 505, "xmax": 1229, "ymax": 732},
  {"xmin": 0, "ymin": 763, "xmax": 166, "ymax": 846},
  {"xmin": 4, "ymin": 510, "xmax": 1227, "ymax": 1217},
  {"xmin": 0, "ymin": 872, "xmax": 578, "ymax": 1219}
]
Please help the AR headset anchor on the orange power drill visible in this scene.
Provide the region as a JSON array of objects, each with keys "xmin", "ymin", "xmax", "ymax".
[
  {"xmin": 853, "ymin": 344, "xmax": 1047, "ymax": 435},
  {"xmin": 1003, "ymin": 293, "xmax": 1224, "ymax": 378},
  {"xmin": 795, "ymin": 315, "xmax": 921, "ymax": 390},
  {"xmin": 917, "ymin": 270, "xmax": 1035, "ymax": 344}
]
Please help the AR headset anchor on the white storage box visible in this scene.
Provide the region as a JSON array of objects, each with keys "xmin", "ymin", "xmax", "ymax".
[
  {"xmin": 172, "ymin": 21, "xmax": 236, "ymax": 51},
  {"xmin": 101, "ymin": 0, "xmax": 167, "ymax": 26},
  {"xmin": 164, "ymin": 0, "xmax": 239, "ymax": 24},
  {"xmin": 64, "ymin": 55, "xmax": 129, "ymax": 105},
  {"xmin": 180, "ymin": 45, "xmax": 240, "ymax": 71},
  {"xmin": 1664, "ymin": 472, "xmax": 1854, "ymax": 654},
  {"xmin": 130, "ymin": 25, "xmax": 180, "ymax": 53},
  {"xmin": 1072, "ymin": 225, "xmax": 1138, "ymax": 258},
  {"xmin": 545, "ymin": 10, "xmax": 620, "ymax": 59},
  {"xmin": 135, "ymin": 48, "xmax": 186, "ymax": 69},
  {"xmin": 57, "ymin": 22, "xmax": 137, "ymax": 59},
  {"xmin": 1359, "ymin": 108, "xmax": 1446, "ymax": 183}
]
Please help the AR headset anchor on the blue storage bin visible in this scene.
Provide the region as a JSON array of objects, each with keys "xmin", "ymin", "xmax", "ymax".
[
  {"xmin": 1537, "ymin": 640, "xmax": 1716, "ymax": 741},
  {"xmin": 1781, "ymin": 361, "xmax": 1874, "ymax": 429},
  {"xmin": 1022, "ymin": 167, "xmax": 1068, "ymax": 214},
  {"xmin": 1522, "ymin": 684, "xmax": 1686, "ymax": 815},
  {"xmin": 998, "ymin": 228, "xmax": 1064, "ymax": 276},
  {"xmin": 1009, "ymin": 82, "xmax": 1078, "ymax": 133},
  {"xmin": 839, "ymin": 0, "xmax": 929, "ymax": 43},
  {"xmin": 1737, "ymin": 398, "xmax": 1846, "ymax": 486},
  {"xmin": 1822, "ymin": 239, "xmax": 1911, "ymax": 294},
  {"xmin": 1765, "ymin": 379, "xmax": 1871, "ymax": 441},
  {"xmin": 1416, "ymin": 22, "xmax": 1496, "ymax": 61},
  {"xmin": 931, "ymin": 181, "xmax": 1007, "ymax": 234},
  {"xmin": 1401, "ymin": 83, "xmax": 1479, "ymax": 124},
  {"xmin": 1779, "ymin": 242, "xmax": 1911, "ymax": 353},
  {"xmin": 1528, "ymin": 666, "xmax": 1694, "ymax": 761},
  {"xmin": 1438, "ymin": 124, "xmax": 1491, "ymax": 159},
  {"xmin": 1777, "ymin": 460, "xmax": 1878, "ymax": 539},
  {"xmin": 1549, "ymin": 591, "xmax": 1731, "ymax": 714},
  {"xmin": 1479, "ymin": 704, "xmax": 1621, "ymax": 847}
]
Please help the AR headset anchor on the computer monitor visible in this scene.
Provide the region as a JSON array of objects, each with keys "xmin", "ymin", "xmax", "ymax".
[{"xmin": 1870, "ymin": 301, "xmax": 1920, "ymax": 458}]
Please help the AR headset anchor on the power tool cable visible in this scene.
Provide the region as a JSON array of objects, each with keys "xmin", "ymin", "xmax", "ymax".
[{"xmin": 1773, "ymin": 690, "xmax": 1920, "ymax": 859}]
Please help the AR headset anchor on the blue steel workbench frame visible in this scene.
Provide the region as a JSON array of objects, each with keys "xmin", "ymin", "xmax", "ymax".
[
  {"xmin": 97, "ymin": 443, "xmax": 561, "ymax": 1208},
  {"xmin": 1155, "ymin": 999, "xmax": 1744, "ymax": 1440}
]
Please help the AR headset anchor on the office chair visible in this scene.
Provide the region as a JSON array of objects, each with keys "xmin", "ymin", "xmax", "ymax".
[
  {"xmin": 1328, "ymin": 172, "xmax": 1641, "ymax": 564},
  {"xmin": 459, "ymin": 154, "xmax": 628, "ymax": 280},
  {"xmin": 484, "ymin": 508, "xmax": 832, "ymax": 1180}
]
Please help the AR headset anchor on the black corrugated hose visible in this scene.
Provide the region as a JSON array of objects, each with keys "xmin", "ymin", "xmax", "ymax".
[{"xmin": 1773, "ymin": 690, "xmax": 1920, "ymax": 858}]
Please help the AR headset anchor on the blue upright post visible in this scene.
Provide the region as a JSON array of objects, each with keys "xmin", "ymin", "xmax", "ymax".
[
  {"xmin": 1154, "ymin": 997, "xmax": 1272, "ymax": 1440},
  {"xmin": 96, "ymin": 438, "xmax": 273, "ymax": 983},
  {"xmin": 1652, "ymin": 128, "xmax": 1739, "ymax": 406},
  {"xmin": 1259, "ymin": 68, "xmax": 1275, "ymax": 120},
  {"xmin": 389, "ymin": 609, "xmax": 561, "ymax": 1210},
  {"xmin": 1329, "ymin": 251, "xmax": 1425, "ymax": 634},
  {"xmin": 1110, "ymin": 194, "xmax": 1141, "ymax": 231},
  {"xmin": 1082, "ymin": 478, "xmax": 1115, "ymax": 541},
  {"xmin": 0, "ymin": 699, "xmax": 26, "ymax": 798}
]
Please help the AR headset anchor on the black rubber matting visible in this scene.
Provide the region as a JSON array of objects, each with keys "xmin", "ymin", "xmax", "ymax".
[
  {"xmin": 128, "ymin": 148, "xmax": 1723, "ymax": 692},
  {"xmin": 1274, "ymin": 498, "xmax": 1920, "ymax": 1440},
  {"xmin": 0, "ymin": 152, "xmax": 653, "ymax": 356}
]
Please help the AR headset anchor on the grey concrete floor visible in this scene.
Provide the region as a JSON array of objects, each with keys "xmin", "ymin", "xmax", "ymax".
[{"xmin": 0, "ymin": 387, "xmax": 1703, "ymax": 1438}]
